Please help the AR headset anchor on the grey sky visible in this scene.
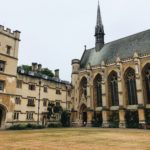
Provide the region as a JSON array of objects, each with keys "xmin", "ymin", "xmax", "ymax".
[{"xmin": 0, "ymin": 0, "xmax": 150, "ymax": 81}]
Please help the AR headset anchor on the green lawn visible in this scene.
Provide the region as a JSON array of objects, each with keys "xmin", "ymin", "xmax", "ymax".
[{"xmin": 0, "ymin": 128, "xmax": 150, "ymax": 150}]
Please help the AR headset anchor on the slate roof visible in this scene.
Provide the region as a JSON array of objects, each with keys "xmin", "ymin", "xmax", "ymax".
[
  {"xmin": 80, "ymin": 29, "xmax": 150, "ymax": 68},
  {"xmin": 17, "ymin": 67, "xmax": 70, "ymax": 85}
]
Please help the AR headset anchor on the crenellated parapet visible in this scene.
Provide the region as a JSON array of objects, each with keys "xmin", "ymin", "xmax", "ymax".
[{"xmin": 0, "ymin": 25, "xmax": 20, "ymax": 41}]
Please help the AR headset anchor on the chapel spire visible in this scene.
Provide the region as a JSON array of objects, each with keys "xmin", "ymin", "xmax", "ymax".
[{"xmin": 95, "ymin": 1, "xmax": 105, "ymax": 51}]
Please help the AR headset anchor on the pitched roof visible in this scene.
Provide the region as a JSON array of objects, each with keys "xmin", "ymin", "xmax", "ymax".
[{"xmin": 80, "ymin": 29, "xmax": 150, "ymax": 68}]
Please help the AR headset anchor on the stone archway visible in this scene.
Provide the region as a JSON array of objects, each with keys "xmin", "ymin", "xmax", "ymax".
[
  {"xmin": 0, "ymin": 104, "xmax": 7, "ymax": 128},
  {"xmin": 80, "ymin": 104, "xmax": 87, "ymax": 126}
]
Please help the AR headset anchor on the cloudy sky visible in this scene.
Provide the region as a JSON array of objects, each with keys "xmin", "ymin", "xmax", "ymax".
[{"xmin": 0, "ymin": 0, "xmax": 150, "ymax": 81}]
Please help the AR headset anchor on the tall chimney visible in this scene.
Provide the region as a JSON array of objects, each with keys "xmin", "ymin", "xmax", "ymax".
[
  {"xmin": 38, "ymin": 64, "xmax": 42, "ymax": 72},
  {"xmin": 55, "ymin": 69, "xmax": 59, "ymax": 78},
  {"xmin": 32, "ymin": 63, "xmax": 38, "ymax": 71}
]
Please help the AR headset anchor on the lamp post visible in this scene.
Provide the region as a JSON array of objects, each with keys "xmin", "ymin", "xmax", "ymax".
[{"xmin": 37, "ymin": 79, "xmax": 41, "ymax": 125}]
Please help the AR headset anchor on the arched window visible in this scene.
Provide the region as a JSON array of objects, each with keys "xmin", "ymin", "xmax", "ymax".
[
  {"xmin": 142, "ymin": 64, "xmax": 150, "ymax": 104},
  {"xmin": 108, "ymin": 71, "xmax": 119, "ymax": 106},
  {"xmin": 80, "ymin": 77, "xmax": 87, "ymax": 100},
  {"xmin": 93, "ymin": 74, "xmax": 102, "ymax": 107},
  {"xmin": 124, "ymin": 68, "xmax": 137, "ymax": 105}
]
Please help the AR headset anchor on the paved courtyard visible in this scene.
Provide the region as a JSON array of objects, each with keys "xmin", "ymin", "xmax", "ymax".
[{"xmin": 0, "ymin": 128, "xmax": 150, "ymax": 150}]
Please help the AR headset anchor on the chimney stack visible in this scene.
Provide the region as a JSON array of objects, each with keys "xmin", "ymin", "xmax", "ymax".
[
  {"xmin": 32, "ymin": 63, "xmax": 38, "ymax": 71},
  {"xmin": 55, "ymin": 69, "xmax": 59, "ymax": 78},
  {"xmin": 38, "ymin": 64, "xmax": 42, "ymax": 72}
]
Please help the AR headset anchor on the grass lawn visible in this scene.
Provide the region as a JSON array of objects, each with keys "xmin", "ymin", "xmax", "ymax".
[{"xmin": 0, "ymin": 128, "xmax": 150, "ymax": 150}]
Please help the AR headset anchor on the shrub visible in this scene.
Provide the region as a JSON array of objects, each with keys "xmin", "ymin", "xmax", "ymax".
[
  {"xmin": 8, "ymin": 124, "xmax": 45, "ymax": 130},
  {"xmin": 47, "ymin": 123, "xmax": 62, "ymax": 128},
  {"xmin": 8, "ymin": 124, "xmax": 27, "ymax": 130},
  {"xmin": 61, "ymin": 111, "xmax": 70, "ymax": 127},
  {"xmin": 92, "ymin": 112, "xmax": 103, "ymax": 127},
  {"xmin": 109, "ymin": 111, "xmax": 119, "ymax": 128},
  {"xmin": 125, "ymin": 110, "xmax": 139, "ymax": 128}
]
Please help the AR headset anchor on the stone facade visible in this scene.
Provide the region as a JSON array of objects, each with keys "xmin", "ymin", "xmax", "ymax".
[
  {"xmin": 71, "ymin": 55, "xmax": 150, "ymax": 128},
  {"xmin": 0, "ymin": 25, "xmax": 71, "ymax": 128},
  {"xmin": 70, "ymin": 3, "xmax": 150, "ymax": 128}
]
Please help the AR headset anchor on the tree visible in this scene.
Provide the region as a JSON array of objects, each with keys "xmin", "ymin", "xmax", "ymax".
[
  {"xmin": 40, "ymin": 68, "xmax": 54, "ymax": 77},
  {"xmin": 19, "ymin": 65, "xmax": 54, "ymax": 77}
]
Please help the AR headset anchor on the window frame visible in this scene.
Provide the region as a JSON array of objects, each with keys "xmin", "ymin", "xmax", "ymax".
[
  {"xmin": 14, "ymin": 111, "xmax": 19, "ymax": 120},
  {"xmin": 15, "ymin": 97, "xmax": 21, "ymax": 105},
  {"xmin": 27, "ymin": 97, "xmax": 35, "ymax": 107},
  {"xmin": 0, "ymin": 80, "xmax": 5, "ymax": 91},
  {"xmin": 26, "ymin": 112, "xmax": 34, "ymax": 120},
  {"xmin": 28, "ymin": 83, "xmax": 36, "ymax": 91},
  {"xmin": 0, "ymin": 60, "xmax": 5, "ymax": 72}
]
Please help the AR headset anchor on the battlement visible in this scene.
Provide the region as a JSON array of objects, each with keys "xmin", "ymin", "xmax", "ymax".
[{"xmin": 0, "ymin": 25, "xmax": 21, "ymax": 41}]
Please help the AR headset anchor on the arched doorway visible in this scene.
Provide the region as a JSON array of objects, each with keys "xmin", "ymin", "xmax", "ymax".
[
  {"xmin": 80, "ymin": 104, "xmax": 87, "ymax": 126},
  {"xmin": 0, "ymin": 104, "xmax": 7, "ymax": 128}
]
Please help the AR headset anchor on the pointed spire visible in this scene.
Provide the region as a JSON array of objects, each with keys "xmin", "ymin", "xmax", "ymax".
[
  {"xmin": 95, "ymin": 1, "xmax": 105, "ymax": 51},
  {"xmin": 96, "ymin": 1, "xmax": 103, "ymax": 29}
]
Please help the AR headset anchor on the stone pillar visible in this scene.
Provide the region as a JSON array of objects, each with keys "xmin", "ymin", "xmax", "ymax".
[
  {"xmin": 116, "ymin": 57, "xmax": 124, "ymax": 107},
  {"xmin": 116, "ymin": 58, "xmax": 126, "ymax": 128},
  {"xmin": 87, "ymin": 110, "xmax": 94, "ymax": 127},
  {"xmin": 101, "ymin": 61, "xmax": 107, "ymax": 107},
  {"xmin": 133, "ymin": 53, "xmax": 146, "ymax": 127},
  {"xmin": 119, "ymin": 109, "xmax": 126, "ymax": 128},
  {"xmin": 87, "ymin": 83, "xmax": 91, "ymax": 108},
  {"xmin": 133, "ymin": 53, "xmax": 144, "ymax": 105},
  {"xmin": 102, "ymin": 109, "xmax": 109, "ymax": 128}
]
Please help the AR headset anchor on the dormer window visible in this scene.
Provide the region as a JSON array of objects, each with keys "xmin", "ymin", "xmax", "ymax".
[
  {"xmin": 0, "ymin": 61, "xmax": 5, "ymax": 72},
  {"xmin": 6, "ymin": 45, "xmax": 11, "ymax": 55}
]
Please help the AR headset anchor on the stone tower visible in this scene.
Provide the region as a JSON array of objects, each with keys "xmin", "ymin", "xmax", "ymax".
[{"xmin": 95, "ymin": 1, "xmax": 105, "ymax": 51}]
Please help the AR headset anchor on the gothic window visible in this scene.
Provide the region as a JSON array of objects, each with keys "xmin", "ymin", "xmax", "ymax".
[
  {"xmin": 94, "ymin": 74, "xmax": 102, "ymax": 107},
  {"xmin": 143, "ymin": 64, "xmax": 150, "ymax": 104},
  {"xmin": 108, "ymin": 71, "xmax": 119, "ymax": 106},
  {"xmin": 80, "ymin": 77, "xmax": 87, "ymax": 99},
  {"xmin": 125, "ymin": 68, "xmax": 137, "ymax": 105}
]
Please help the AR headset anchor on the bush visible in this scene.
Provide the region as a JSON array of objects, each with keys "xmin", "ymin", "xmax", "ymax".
[
  {"xmin": 8, "ymin": 124, "xmax": 27, "ymax": 130},
  {"xmin": 109, "ymin": 111, "xmax": 119, "ymax": 128},
  {"xmin": 26, "ymin": 123, "xmax": 45, "ymax": 129},
  {"xmin": 47, "ymin": 123, "xmax": 62, "ymax": 128},
  {"xmin": 61, "ymin": 111, "xmax": 70, "ymax": 127},
  {"xmin": 92, "ymin": 112, "xmax": 103, "ymax": 127},
  {"xmin": 125, "ymin": 110, "xmax": 139, "ymax": 128},
  {"xmin": 8, "ymin": 123, "xmax": 45, "ymax": 130}
]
